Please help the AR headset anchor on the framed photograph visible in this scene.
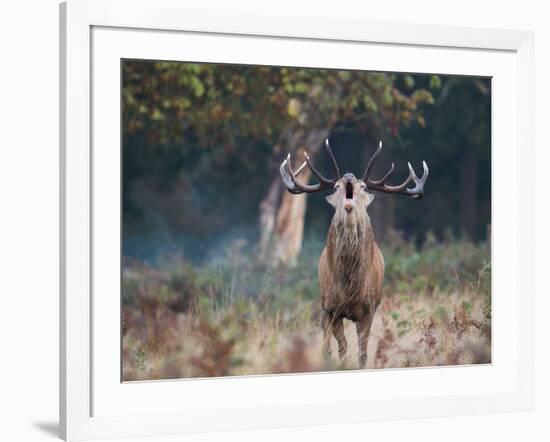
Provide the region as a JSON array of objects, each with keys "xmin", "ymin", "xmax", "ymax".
[{"xmin": 60, "ymin": 0, "xmax": 534, "ymax": 440}]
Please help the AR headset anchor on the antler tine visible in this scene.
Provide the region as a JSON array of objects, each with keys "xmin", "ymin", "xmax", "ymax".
[
  {"xmin": 279, "ymin": 154, "xmax": 297, "ymax": 192},
  {"xmin": 304, "ymin": 151, "xmax": 335, "ymax": 185},
  {"xmin": 279, "ymin": 152, "xmax": 332, "ymax": 194},
  {"xmin": 367, "ymin": 160, "xmax": 429, "ymax": 199},
  {"xmin": 324, "ymin": 139, "xmax": 341, "ymax": 179},
  {"xmin": 382, "ymin": 165, "xmax": 414, "ymax": 192},
  {"xmin": 361, "ymin": 140, "xmax": 429, "ymax": 199},
  {"xmin": 369, "ymin": 162, "xmax": 395, "ymax": 185},
  {"xmin": 279, "ymin": 139, "xmax": 343, "ymax": 195},
  {"xmin": 294, "ymin": 159, "xmax": 307, "ymax": 177},
  {"xmin": 363, "ymin": 141, "xmax": 383, "ymax": 181},
  {"xmin": 280, "ymin": 154, "xmax": 308, "ymax": 194},
  {"xmin": 400, "ymin": 161, "xmax": 429, "ymax": 199},
  {"xmin": 408, "ymin": 161, "xmax": 429, "ymax": 199}
]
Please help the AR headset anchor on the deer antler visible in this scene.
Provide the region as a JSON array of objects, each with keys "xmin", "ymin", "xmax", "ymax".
[
  {"xmin": 280, "ymin": 139, "xmax": 341, "ymax": 194},
  {"xmin": 362, "ymin": 141, "xmax": 429, "ymax": 200}
]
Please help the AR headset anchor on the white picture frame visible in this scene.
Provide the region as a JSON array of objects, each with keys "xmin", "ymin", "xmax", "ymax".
[{"xmin": 60, "ymin": 0, "xmax": 534, "ymax": 440}]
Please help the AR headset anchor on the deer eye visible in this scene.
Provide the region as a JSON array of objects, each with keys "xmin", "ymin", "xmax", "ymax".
[
  {"xmin": 360, "ymin": 183, "xmax": 367, "ymax": 191},
  {"xmin": 334, "ymin": 184, "xmax": 341, "ymax": 190}
]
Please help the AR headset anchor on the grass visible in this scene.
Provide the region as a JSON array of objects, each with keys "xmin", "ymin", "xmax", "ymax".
[{"xmin": 122, "ymin": 232, "xmax": 491, "ymax": 381}]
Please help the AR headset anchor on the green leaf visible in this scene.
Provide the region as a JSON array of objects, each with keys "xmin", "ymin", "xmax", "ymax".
[
  {"xmin": 404, "ymin": 75, "xmax": 415, "ymax": 89},
  {"xmin": 294, "ymin": 82, "xmax": 308, "ymax": 94},
  {"xmin": 363, "ymin": 94, "xmax": 378, "ymax": 112},
  {"xmin": 338, "ymin": 71, "xmax": 351, "ymax": 82},
  {"xmin": 287, "ymin": 98, "xmax": 301, "ymax": 118},
  {"xmin": 429, "ymin": 75, "xmax": 442, "ymax": 89},
  {"xmin": 383, "ymin": 87, "xmax": 394, "ymax": 106},
  {"xmin": 190, "ymin": 76, "xmax": 205, "ymax": 97},
  {"xmin": 151, "ymin": 108, "xmax": 165, "ymax": 121}
]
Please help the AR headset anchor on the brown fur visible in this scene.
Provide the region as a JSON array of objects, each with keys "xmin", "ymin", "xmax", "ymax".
[{"xmin": 319, "ymin": 174, "xmax": 384, "ymax": 368}]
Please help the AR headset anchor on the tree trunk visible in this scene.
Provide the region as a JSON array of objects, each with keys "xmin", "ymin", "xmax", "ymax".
[
  {"xmin": 258, "ymin": 127, "xmax": 329, "ymax": 267},
  {"xmin": 459, "ymin": 145, "xmax": 478, "ymax": 239},
  {"xmin": 272, "ymin": 156, "xmax": 311, "ymax": 266},
  {"xmin": 258, "ymin": 179, "xmax": 283, "ymax": 262}
]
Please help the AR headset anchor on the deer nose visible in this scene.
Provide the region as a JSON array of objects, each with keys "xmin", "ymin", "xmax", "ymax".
[{"xmin": 343, "ymin": 173, "xmax": 355, "ymax": 182}]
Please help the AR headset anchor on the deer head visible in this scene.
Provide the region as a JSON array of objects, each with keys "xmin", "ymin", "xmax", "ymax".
[{"xmin": 279, "ymin": 139, "xmax": 429, "ymax": 220}]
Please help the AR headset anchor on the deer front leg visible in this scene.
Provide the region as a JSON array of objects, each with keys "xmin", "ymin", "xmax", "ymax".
[
  {"xmin": 356, "ymin": 311, "xmax": 375, "ymax": 369},
  {"xmin": 321, "ymin": 311, "xmax": 333, "ymax": 358},
  {"xmin": 332, "ymin": 317, "xmax": 347, "ymax": 361}
]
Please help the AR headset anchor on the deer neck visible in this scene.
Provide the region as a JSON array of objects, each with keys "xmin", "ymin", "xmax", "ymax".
[{"xmin": 327, "ymin": 213, "xmax": 375, "ymax": 284}]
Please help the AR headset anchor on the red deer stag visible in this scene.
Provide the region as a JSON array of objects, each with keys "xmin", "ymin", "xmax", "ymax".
[{"xmin": 279, "ymin": 140, "xmax": 428, "ymax": 368}]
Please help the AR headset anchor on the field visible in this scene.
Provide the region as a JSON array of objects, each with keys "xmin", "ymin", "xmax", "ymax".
[{"xmin": 122, "ymin": 232, "xmax": 491, "ymax": 381}]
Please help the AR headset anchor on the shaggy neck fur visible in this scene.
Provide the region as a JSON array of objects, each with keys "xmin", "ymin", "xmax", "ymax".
[{"xmin": 326, "ymin": 210, "xmax": 375, "ymax": 297}]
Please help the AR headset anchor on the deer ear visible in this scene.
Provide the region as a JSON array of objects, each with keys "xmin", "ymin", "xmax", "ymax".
[
  {"xmin": 325, "ymin": 192, "xmax": 337, "ymax": 208},
  {"xmin": 366, "ymin": 192, "xmax": 375, "ymax": 207}
]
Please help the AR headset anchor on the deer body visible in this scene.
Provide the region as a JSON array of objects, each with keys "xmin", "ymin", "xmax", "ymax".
[
  {"xmin": 320, "ymin": 204, "xmax": 384, "ymax": 317},
  {"xmin": 319, "ymin": 173, "xmax": 385, "ymax": 368},
  {"xmin": 279, "ymin": 140, "xmax": 428, "ymax": 368}
]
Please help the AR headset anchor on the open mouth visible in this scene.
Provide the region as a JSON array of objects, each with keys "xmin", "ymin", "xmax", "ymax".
[{"xmin": 345, "ymin": 182, "xmax": 354, "ymax": 200}]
